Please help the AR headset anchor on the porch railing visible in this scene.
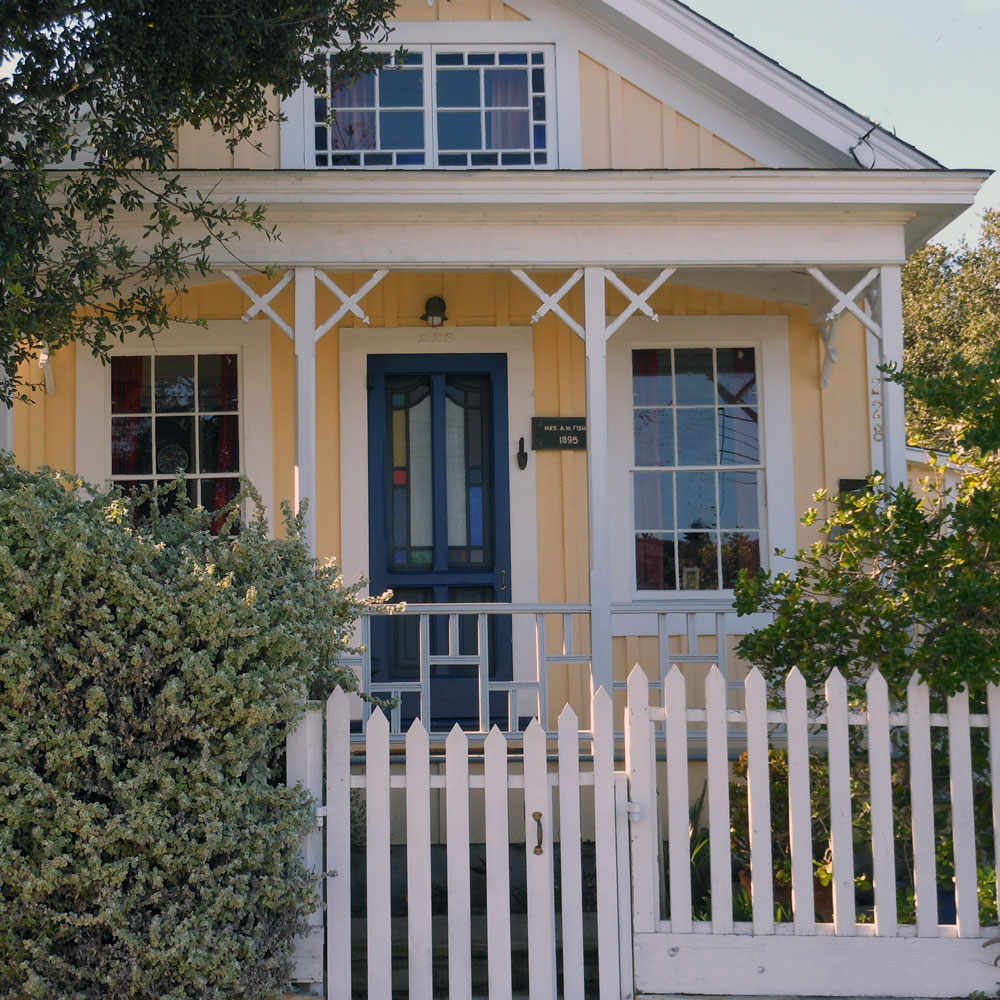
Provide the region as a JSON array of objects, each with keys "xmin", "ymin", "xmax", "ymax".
[{"xmin": 341, "ymin": 600, "xmax": 771, "ymax": 735}]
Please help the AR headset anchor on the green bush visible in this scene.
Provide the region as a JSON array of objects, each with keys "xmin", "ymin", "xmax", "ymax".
[{"xmin": 0, "ymin": 458, "xmax": 367, "ymax": 1000}]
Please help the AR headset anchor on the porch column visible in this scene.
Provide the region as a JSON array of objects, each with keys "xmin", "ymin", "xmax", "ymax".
[
  {"xmin": 877, "ymin": 264, "xmax": 907, "ymax": 486},
  {"xmin": 1, "ymin": 358, "xmax": 14, "ymax": 455},
  {"xmin": 294, "ymin": 266, "xmax": 317, "ymax": 555},
  {"xmin": 583, "ymin": 267, "xmax": 613, "ymax": 695}
]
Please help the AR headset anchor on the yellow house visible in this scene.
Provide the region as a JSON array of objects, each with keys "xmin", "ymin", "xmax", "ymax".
[{"xmin": 6, "ymin": 0, "xmax": 987, "ymax": 735}]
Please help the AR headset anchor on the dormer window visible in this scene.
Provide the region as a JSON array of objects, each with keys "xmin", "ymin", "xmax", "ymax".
[{"xmin": 310, "ymin": 46, "xmax": 554, "ymax": 168}]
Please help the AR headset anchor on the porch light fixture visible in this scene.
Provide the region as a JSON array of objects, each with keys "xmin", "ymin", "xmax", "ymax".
[{"xmin": 421, "ymin": 296, "xmax": 448, "ymax": 327}]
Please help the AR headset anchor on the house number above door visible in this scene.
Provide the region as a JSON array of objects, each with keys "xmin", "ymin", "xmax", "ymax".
[{"xmin": 531, "ymin": 417, "xmax": 587, "ymax": 450}]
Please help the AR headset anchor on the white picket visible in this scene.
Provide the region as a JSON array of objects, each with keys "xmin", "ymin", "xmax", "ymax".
[
  {"xmin": 948, "ymin": 689, "xmax": 979, "ymax": 936},
  {"xmin": 366, "ymin": 709, "xmax": 392, "ymax": 1000},
  {"xmin": 745, "ymin": 667, "xmax": 774, "ymax": 934},
  {"xmin": 484, "ymin": 727, "xmax": 512, "ymax": 1000},
  {"xmin": 908, "ymin": 675, "xmax": 939, "ymax": 936},
  {"xmin": 524, "ymin": 719, "xmax": 557, "ymax": 1000},
  {"xmin": 614, "ymin": 772, "xmax": 633, "ymax": 1000},
  {"xmin": 558, "ymin": 705, "xmax": 585, "ymax": 997},
  {"xmin": 326, "ymin": 689, "xmax": 352, "ymax": 1000},
  {"xmin": 446, "ymin": 724, "xmax": 473, "ymax": 1000},
  {"xmin": 664, "ymin": 665, "xmax": 692, "ymax": 932},
  {"xmin": 406, "ymin": 719, "xmax": 433, "ymax": 998},
  {"xmin": 989, "ymin": 683, "xmax": 1000, "ymax": 919},
  {"xmin": 866, "ymin": 670, "xmax": 897, "ymax": 936},
  {"xmin": 592, "ymin": 687, "xmax": 621, "ymax": 1000},
  {"xmin": 626, "ymin": 666, "xmax": 658, "ymax": 932},
  {"xmin": 784, "ymin": 667, "xmax": 816, "ymax": 934},
  {"xmin": 705, "ymin": 666, "xmax": 733, "ymax": 934},
  {"xmin": 825, "ymin": 669, "xmax": 856, "ymax": 936}
]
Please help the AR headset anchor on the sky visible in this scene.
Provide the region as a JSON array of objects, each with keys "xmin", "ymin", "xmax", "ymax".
[{"xmin": 685, "ymin": 0, "xmax": 1000, "ymax": 246}]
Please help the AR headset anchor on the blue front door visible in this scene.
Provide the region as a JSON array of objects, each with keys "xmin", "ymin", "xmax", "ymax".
[{"xmin": 368, "ymin": 354, "xmax": 512, "ymax": 730}]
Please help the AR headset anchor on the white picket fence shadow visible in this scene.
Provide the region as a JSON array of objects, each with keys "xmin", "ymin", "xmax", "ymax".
[{"xmin": 290, "ymin": 665, "xmax": 1000, "ymax": 999}]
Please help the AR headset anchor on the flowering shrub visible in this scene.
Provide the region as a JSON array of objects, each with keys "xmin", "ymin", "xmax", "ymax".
[{"xmin": 0, "ymin": 459, "xmax": 366, "ymax": 999}]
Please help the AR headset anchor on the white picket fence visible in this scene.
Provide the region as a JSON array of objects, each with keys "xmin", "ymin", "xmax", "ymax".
[{"xmin": 289, "ymin": 665, "xmax": 1000, "ymax": 999}]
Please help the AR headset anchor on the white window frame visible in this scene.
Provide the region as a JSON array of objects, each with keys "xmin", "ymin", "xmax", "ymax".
[
  {"xmin": 75, "ymin": 320, "xmax": 274, "ymax": 534},
  {"xmin": 607, "ymin": 315, "xmax": 796, "ymax": 605},
  {"xmin": 284, "ymin": 40, "xmax": 560, "ymax": 170}
]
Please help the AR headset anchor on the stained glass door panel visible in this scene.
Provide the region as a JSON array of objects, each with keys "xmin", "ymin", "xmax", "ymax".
[{"xmin": 368, "ymin": 355, "xmax": 512, "ymax": 730}]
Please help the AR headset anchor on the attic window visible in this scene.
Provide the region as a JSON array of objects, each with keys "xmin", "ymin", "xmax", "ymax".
[{"xmin": 312, "ymin": 46, "xmax": 553, "ymax": 169}]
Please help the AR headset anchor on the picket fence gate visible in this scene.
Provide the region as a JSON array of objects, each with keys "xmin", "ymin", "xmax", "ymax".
[{"xmin": 289, "ymin": 664, "xmax": 1000, "ymax": 999}]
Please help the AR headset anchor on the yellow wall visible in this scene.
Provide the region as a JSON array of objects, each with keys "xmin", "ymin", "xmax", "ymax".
[{"xmin": 579, "ymin": 54, "xmax": 761, "ymax": 169}]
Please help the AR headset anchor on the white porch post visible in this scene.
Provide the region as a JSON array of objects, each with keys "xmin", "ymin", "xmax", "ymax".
[
  {"xmin": 877, "ymin": 265, "xmax": 907, "ymax": 485},
  {"xmin": 1, "ymin": 357, "xmax": 14, "ymax": 454},
  {"xmin": 294, "ymin": 267, "xmax": 317, "ymax": 555},
  {"xmin": 584, "ymin": 267, "xmax": 613, "ymax": 695}
]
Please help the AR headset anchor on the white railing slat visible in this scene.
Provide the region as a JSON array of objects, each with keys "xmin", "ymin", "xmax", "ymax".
[
  {"xmin": 825, "ymin": 669, "xmax": 857, "ymax": 936},
  {"xmin": 366, "ymin": 709, "xmax": 392, "ymax": 1000},
  {"xmin": 406, "ymin": 719, "xmax": 433, "ymax": 999},
  {"xmin": 866, "ymin": 670, "xmax": 898, "ymax": 936},
  {"xmin": 446, "ymin": 724, "xmax": 473, "ymax": 1000},
  {"xmin": 327, "ymin": 688, "xmax": 352, "ymax": 1000},
  {"xmin": 593, "ymin": 687, "xmax": 622, "ymax": 1000},
  {"xmin": 614, "ymin": 772, "xmax": 634, "ymax": 1000},
  {"xmin": 908, "ymin": 675, "xmax": 940, "ymax": 936},
  {"xmin": 665, "ymin": 665, "xmax": 692, "ymax": 932},
  {"xmin": 989, "ymin": 683, "xmax": 1000, "ymax": 920},
  {"xmin": 484, "ymin": 727, "xmax": 513, "ymax": 1000},
  {"xmin": 785, "ymin": 667, "xmax": 816, "ymax": 935},
  {"xmin": 745, "ymin": 667, "xmax": 774, "ymax": 935},
  {"xmin": 705, "ymin": 666, "xmax": 733, "ymax": 934},
  {"xmin": 523, "ymin": 719, "xmax": 557, "ymax": 1000},
  {"xmin": 558, "ymin": 705, "xmax": 586, "ymax": 997},
  {"xmin": 948, "ymin": 688, "xmax": 979, "ymax": 936},
  {"xmin": 626, "ymin": 666, "xmax": 659, "ymax": 932}
]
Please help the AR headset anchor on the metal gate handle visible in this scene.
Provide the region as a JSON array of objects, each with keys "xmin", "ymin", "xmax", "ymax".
[{"xmin": 532, "ymin": 811, "xmax": 543, "ymax": 855}]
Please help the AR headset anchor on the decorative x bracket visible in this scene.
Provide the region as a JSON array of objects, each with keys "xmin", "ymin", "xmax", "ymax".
[
  {"xmin": 511, "ymin": 269, "xmax": 585, "ymax": 338},
  {"xmin": 223, "ymin": 269, "xmax": 295, "ymax": 340},
  {"xmin": 603, "ymin": 267, "xmax": 675, "ymax": 340},
  {"xmin": 314, "ymin": 269, "xmax": 389, "ymax": 341},
  {"xmin": 807, "ymin": 267, "xmax": 882, "ymax": 388}
]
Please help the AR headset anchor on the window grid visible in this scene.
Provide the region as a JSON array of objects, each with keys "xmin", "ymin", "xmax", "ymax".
[
  {"xmin": 109, "ymin": 353, "xmax": 241, "ymax": 514},
  {"xmin": 631, "ymin": 346, "xmax": 763, "ymax": 592},
  {"xmin": 312, "ymin": 46, "xmax": 552, "ymax": 169}
]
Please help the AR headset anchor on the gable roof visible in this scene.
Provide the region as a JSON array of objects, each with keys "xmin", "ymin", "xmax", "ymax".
[{"xmin": 523, "ymin": 0, "xmax": 942, "ymax": 170}]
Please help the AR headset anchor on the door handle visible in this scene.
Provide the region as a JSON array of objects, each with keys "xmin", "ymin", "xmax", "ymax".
[{"xmin": 500, "ymin": 570, "xmax": 507, "ymax": 591}]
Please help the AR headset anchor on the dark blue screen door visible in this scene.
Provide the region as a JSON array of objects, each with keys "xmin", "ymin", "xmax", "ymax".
[{"xmin": 368, "ymin": 354, "xmax": 512, "ymax": 730}]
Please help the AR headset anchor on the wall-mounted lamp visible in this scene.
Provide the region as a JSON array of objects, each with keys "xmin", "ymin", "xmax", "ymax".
[{"xmin": 421, "ymin": 296, "xmax": 448, "ymax": 327}]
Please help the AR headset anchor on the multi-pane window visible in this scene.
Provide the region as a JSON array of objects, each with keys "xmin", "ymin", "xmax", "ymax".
[
  {"xmin": 110, "ymin": 353, "xmax": 241, "ymax": 515},
  {"xmin": 313, "ymin": 47, "xmax": 552, "ymax": 168},
  {"xmin": 631, "ymin": 346, "xmax": 762, "ymax": 590}
]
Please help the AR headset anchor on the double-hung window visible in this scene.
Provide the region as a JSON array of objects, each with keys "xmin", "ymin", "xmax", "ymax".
[
  {"xmin": 608, "ymin": 316, "xmax": 795, "ymax": 601},
  {"xmin": 311, "ymin": 46, "xmax": 554, "ymax": 168},
  {"xmin": 632, "ymin": 346, "xmax": 762, "ymax": 590}
]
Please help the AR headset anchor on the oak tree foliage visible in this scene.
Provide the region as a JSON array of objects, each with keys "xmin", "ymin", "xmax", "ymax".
[{"xmin": 0, "ymin": 0, "xmax": 395, "ymax": 405}]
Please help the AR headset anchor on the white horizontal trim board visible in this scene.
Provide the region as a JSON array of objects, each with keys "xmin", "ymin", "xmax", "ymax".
[{"xmin": 632, "ymin": 933, "xmax": 999, "ymax": 997}]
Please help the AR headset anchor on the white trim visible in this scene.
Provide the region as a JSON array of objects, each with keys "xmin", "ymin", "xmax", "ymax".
[
  {"xmin": 0, "ymin": 404, "xmax": 12, "ymax": 454},
  {"xmin": 338, "ymin": 325, "xmax": 538, "ymax": 609},
  {"xmin": 75, "ymin": 320, "xmax": 275, "ymax": 534},
  {"xmin": 280, "ymin": 88, "xmax": 307, "ymax": 169},
  {"xmin": 606, "ymin": 315, "xmax": 794, "ymax": 605}
]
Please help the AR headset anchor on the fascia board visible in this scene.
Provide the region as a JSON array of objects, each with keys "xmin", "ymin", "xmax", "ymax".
[
  {"xmin": 545, "ymin": 0, "xmax": 943, "ymax": 170},
  {"xmin": 140, "ymin": 167, "xmax": 987, "ymax": 212}
]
